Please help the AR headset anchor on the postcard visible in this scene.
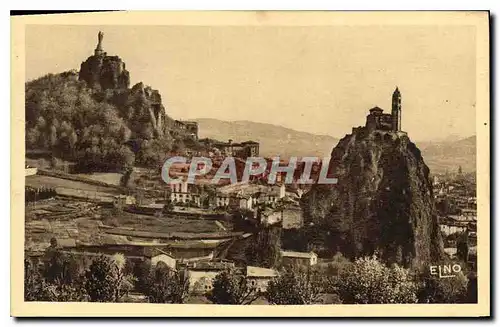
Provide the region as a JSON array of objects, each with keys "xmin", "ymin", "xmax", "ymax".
[{"xmin": 11, "ymin": 11, "xmax": 490, "ymax": 317}]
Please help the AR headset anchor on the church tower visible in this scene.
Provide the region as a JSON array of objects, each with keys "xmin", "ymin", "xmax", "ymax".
[{"xmin": 391, "ymin": 87, "xmax": 401, "ymax": 131}]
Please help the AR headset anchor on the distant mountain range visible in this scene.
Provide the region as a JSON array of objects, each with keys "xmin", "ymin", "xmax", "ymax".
[
  {"xmin": 195, "ymin": 118, "xmax": 339, "ymax": 159},
  {"xmin": 417, "ymin": 136, "xmax": 476, "ymax": 174},
  {"xmin": 195, "ymin": 118, "xmax": 476, "ymax": 174}
]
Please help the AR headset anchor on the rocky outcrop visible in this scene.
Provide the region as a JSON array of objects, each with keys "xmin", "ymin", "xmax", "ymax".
[
  {"xmin": 301, "ymin": 128, "xmax": 444, "ymax": 268},
  {"xmin": 79, "ymin": 54, "xmax": 130, "ymax": 90},
  {"xmin": 123, "ymin": 82, "xmax": 169, "ymax": 138},
  {"xmin": 78, "ymin": 52, "xmax": 171, "ymax": 138}
]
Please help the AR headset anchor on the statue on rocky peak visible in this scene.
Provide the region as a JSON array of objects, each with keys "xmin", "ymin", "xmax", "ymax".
[
  {"xmin": 94, "ymin": 31, "xmax": 104, "ymax": 56},
  {"xmin": 98, "ymin": 31, "xmax": 103, "ymax": 47}
]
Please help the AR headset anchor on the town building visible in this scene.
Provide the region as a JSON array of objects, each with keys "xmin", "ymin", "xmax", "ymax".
[
  {"xmin": 253, "ymin": 184, "xmax": 286, "ymax": 206},
  {"xmin": 281, "ymin": 250, "xmax": 318, "ymax": 267},
  {"xmin": 215, "ymin": 194, "xmax": 230, "ymax": 208},
  {"xmin": 183, "ymin": 261, "xmax": 236, "ymax": 294},
  {"xmin": 149, "ymin": 250, "xmax": 177, "ymax": 270},
  {"xmin": 259, "ymin": 208, "xmax": 282, "ymax": 226},
  {"xmin": 174, "ymin": 120, "xmax": 199, "ymax": 140},
  {"xmin": 169, "ymin": 180, "xmax": 201, "ymax": 206},
  {"xmin": 113, "ymin": 194, "xmax": 136, "ymax": 208},
  {"xmin": 201, "ymin": 139, "xmax": 260, "ymax": 159},
  {"xmin": 439, "ymin": 219, "xmax": 468, "ymax": 236},
  {"xmin": 235, "ymin": 195, "xmax": 253, "ymax": 210},
  {"xmin": 246, "ymin": 266, "xmax": 279, "ymax": 293}
]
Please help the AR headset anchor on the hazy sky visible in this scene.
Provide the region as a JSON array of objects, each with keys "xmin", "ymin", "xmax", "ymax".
[{"xmin": 25, "ymin": 25, "xmax": 476, "ymax": 141}]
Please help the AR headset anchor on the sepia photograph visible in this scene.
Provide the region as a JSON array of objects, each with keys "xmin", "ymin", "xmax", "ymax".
[{"xmin": 10, "ymin": 11, "xmax": 490, "ymax": 317}]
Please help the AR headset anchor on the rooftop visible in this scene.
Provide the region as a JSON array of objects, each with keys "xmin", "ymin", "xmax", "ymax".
[
  {"xmin": 369, "ymin": 106, "xmax": 384, "ymax": 113},
  {"xmin": 52, "ymin": 238, "xmax": 77, "ymax": 248},
  {"xmin": 188, "ymin": 261, "xmax": 235, "ymax": 271},
  {"xmin": 246, "ymin": 266, "xmax": 279, "ymax": 278},
  {"xmin": 281, "ymin": 250, "xmax": 317, "ymax": 259}
]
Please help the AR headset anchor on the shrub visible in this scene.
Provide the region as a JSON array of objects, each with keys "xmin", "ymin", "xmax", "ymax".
[
  {"xmin": 417, "ymin": 270, "xmax": 468, "ymax": 303},
  {"xmin": 464, "ymin": 273, "xmax": 478, "ymax": 303},
  {"xmin": 336, "ymin": 255, "xmax": 418, "ymax": 304},
  {"xmin": 25, "ymin": 259, "xmax": 57, "ymax": 301},
  {"xmin": 43, "ymin": 250, "xmax": 81, "ymax": 285},
  {"xmin": 25, "ymin": 258, "xmax": 87, "ymax": 302},
  {"xmin": 314, "ymin": 252, "xmax": 352, "ymax": 294},
  {"xmin": 266, "ymin": 268, "xmax": 323, "ymax": 304}
]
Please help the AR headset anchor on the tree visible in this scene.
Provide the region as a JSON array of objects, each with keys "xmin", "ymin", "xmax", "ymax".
[
  {"xmin": 314, "ymin": 252, "xmax": 352, "ymax": 294},
  {"xmin": 464, "ymin": 272, "xmax": 478, "ymax": 303},
  {"xmin": 457, "ymin": 233, "xmax": 469, "ymax": 263},
  {"xmin": 25, "ymin": 259, "xmax": 57, "ymax": 301},
  {"xmin": 266, "ymin": 269, "xmax": 323, "ymax": 304},
  {"xmin": 25, "ymin": 258, "xmax": 87, "ymax": 302},
  {"xmin": 144, "ymin": 263, "xmax": 189, "ymax": 303},
  {"xmin": 207, "ymin": 269, "xmax": 259, "ymax": 305},
  {"xmin": 417, "ymin": 269, "xmax": 468, "ymax": 303},
  {"xmin": 232, "ymin": 208, "xmax": 258, "ymax": 232},
  {"xmin": 84, "ymin": 255, "xmax": 122, "ymax": 302},
  {"xmin": 120, "ymin": 168, "xmax": 133, "ymax": 187},
  {"xmin": 336, "ymin": 255, "xmax": 418, "ymax": 304},
  {"xmin": 43, "ymin": 250, "xmax": 81, "ymax": 286},
  {"xmin": 110, "ymin": 253, "xmax": 136, "ymax": 300},
  {"xmin": 163, "ymin": 200, "xmax": 175, "ymax": 213},
  {"xmin": 246, "ymin": 226, "xmax": 282, "ymax": 268},
  {"xmin": 132, "ymin": 260, "xmax": 152, "ymax": 293}
]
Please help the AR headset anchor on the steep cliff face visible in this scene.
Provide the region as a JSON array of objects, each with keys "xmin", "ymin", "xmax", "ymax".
[
  {"xmin": 78, "ymin": 51, "xmax": 175, "ymax": 139},
  {"xmin": 124, "ymin": 82, "xmax": 172, "ymax": 138},
  {"xmin": 301, "ymin": 128, "xmax": 444, "ymax": 268},
  {"xmin": 79, "ymin": 55, "xmax": 130, "ymax": 90}
]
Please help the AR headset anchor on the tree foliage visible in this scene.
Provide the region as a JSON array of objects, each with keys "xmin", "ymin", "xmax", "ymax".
[
  {"xmin": 84, "ymin": 255, "xmax": 125, "ymax": 302},
  {"xmin": 25, "ymin": 258, "xmax": 87, "ymax": 302},
  {"xmin": 417, "ymin": 269, "xmax": 468, "ymax": 303},
  {"xmin": 246, "ymin": 226, "xmax": 282, "ymax": 268},
  {"xmin": 207, "ymin": 269, "xmax": 259, "ymax": 305},
  {"xmin": 266, "ymin": 269, "xmax": 323, "ymax": 305},
  {"xmin": 336, "ymin": 255, "xmax": 418, "ymax": 304},
  {"xmin": 43, "ymin": 249, "xmax": 81, "ymax": 285},
  {"xmin": 25, "ymin": 72, "xmax": 182, "ymax": 172},
  {"xmin": 144, "ymin": 264, "xmax": 189, "ymax": 303},
  {"xmin": 456, "ymin": 233, "xmax": 469, "ymax": 263}
]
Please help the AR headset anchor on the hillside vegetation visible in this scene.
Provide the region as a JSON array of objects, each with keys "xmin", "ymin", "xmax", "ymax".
[{"xmin": 25, "ymin": 71, "xmax": 191, "ymax": 172}]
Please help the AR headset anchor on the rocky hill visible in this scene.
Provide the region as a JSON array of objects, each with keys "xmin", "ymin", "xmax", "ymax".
[
  {"xmin": 25, "ymin": 37, "xmax": 188, "ymax": 172},
  {"xmin": 195, "ymin": 118, "xmax": 338, "ymax": 158},
  {"xmin": 301, "ymin": 128, "xmax": 444, "ymax": 268},
  {"xmin": 79, "ymin": 54, "xmax": 131, "ymax": 90}
]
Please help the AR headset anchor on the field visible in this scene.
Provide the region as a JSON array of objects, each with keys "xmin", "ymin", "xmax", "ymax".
[
  {"xmin": 24, "ymin": 171, "xmax": 237, "ymax": 259},
  {"xmin": 100, "ymin": 208, "xmax": 231, "ymax": 234},
  {"xmin": 25, "ymin": 195, "xmax": 234, "ymax": 254},
  {"xmin": 26, "ymin": 175, "xmax": 120, "ymax": 194},
  {"xmin": 76, "ymin": 172, "xmax": 123, "ymax": 186}
]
